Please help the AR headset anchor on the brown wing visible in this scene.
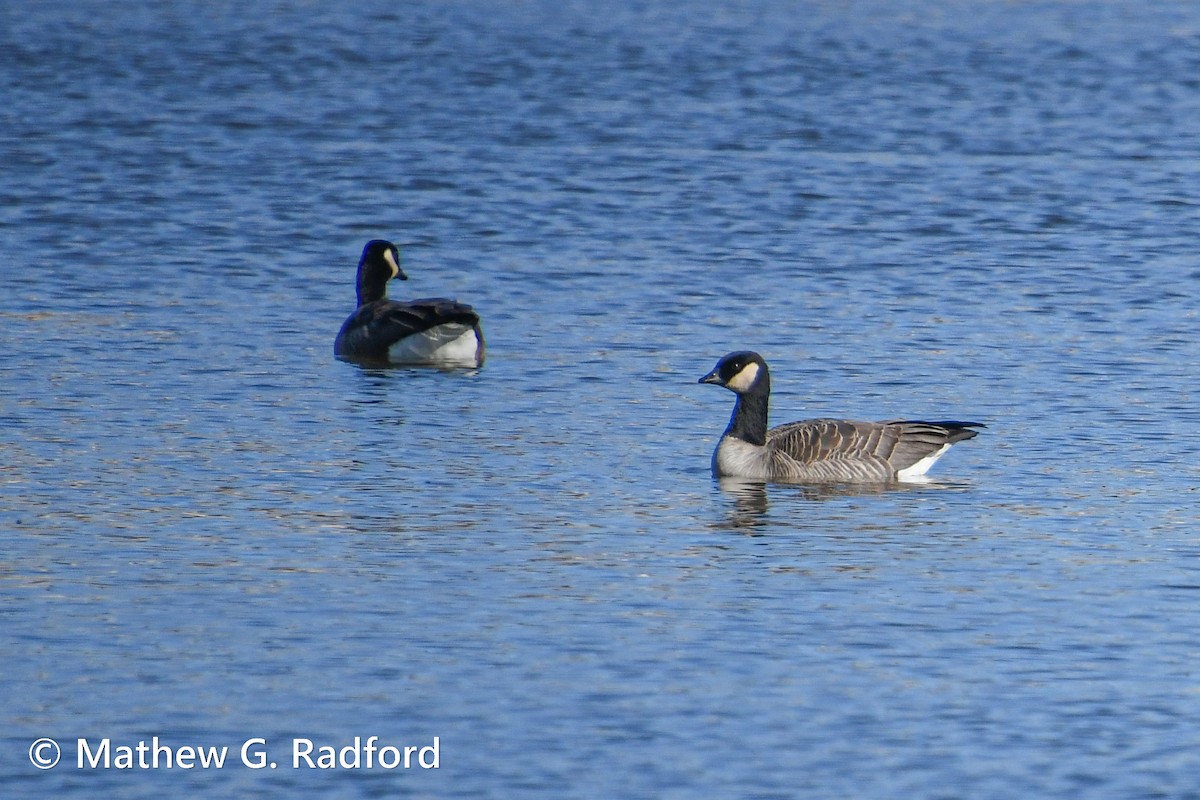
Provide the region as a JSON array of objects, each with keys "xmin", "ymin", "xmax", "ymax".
[
  {"xmin": 765, "ymin": 418, "xmax": 983, "ymax": 481},
  {"xmin": 764, "ymin": 419, "xmax": 899, "ymax": 481},
  {"xmin": 880, "ymin": 420, "xmax": 983, "ymax": 471}
]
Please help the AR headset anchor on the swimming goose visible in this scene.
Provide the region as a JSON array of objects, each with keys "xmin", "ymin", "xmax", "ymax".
[
  {"xmin": 699, "ymin": 351, "xmax": 982, "ymax": 483},
  {"xmin": 334, "ymin": 240, "xmax": 485, "ymax": 366}
]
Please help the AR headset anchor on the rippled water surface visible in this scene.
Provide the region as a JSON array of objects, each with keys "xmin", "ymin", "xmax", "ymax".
[{"xmin": 5, "ymin": 1, "xmax": 1200, "ymax": 797}]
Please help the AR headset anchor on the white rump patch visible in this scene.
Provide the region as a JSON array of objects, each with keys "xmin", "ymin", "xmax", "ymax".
[
  {"xmin": 896, "ymin": 443, "xmax": 950, "ymax": 481},
  {"xmin": 388, "ymin": 324, "xmax": 480, "ymax": 365},
  {"xmin": 725, "ymin": 362, "xmax": 760, "ymax": 393}
]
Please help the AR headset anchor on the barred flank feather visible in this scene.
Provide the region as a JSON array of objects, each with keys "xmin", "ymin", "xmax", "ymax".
[{"xmin": 765, "ymin": 418, "xmax": 983, "ymax": 482}]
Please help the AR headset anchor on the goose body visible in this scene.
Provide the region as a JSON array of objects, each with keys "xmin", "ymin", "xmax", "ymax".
[
  {"xmin": 334, "ymin": 240, "xmax": 485, "ymax": 367},
  {"xmin": 699, "ymin": 351, "xmax": 982, "ymax": 483}
]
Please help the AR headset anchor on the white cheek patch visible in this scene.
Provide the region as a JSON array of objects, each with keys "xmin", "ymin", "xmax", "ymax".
[
  {"xmin": 384, "ymin": 249, "xmax": 400, "ymax": 279},
  {"xmin": 725, "ymin": 362, "xmax": 760, "ymax": 393}
]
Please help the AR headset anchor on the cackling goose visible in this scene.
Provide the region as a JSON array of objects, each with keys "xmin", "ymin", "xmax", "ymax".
[
  {"xmin": 334, "ymin": 240, "xmax": 485, "ymax": 367},
  {"xmin": 699, "ymin": 351, "xmax": 982, "ymax": 483}
]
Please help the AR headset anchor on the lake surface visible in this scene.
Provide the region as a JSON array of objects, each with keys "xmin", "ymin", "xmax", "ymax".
[{"xmin": 4, "ymin": 1, "xmax": 1200, "ymax": 797}]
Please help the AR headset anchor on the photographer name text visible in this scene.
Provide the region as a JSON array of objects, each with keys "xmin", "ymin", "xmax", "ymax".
[{"xmin": 38, "ymin": 736, "xmax": 440, "ymax": 771}]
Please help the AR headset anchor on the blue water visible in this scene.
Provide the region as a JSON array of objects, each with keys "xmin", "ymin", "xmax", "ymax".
[{"xmin": 5, "ymin": 1, "xmax": 1200, "ymax": 797}]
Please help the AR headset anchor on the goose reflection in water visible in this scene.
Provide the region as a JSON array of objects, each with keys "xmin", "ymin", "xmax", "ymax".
[
  {"xmin": 715, "ymin": 477, "xmax": 975, "ymax": 531},
  {"xmin": 717, "ymin": 478, "xmax": 771, "ymax": 530}
]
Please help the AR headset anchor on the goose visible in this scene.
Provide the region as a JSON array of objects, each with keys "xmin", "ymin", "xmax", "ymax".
[
  {"xmin": 699, "ymin": 351, "xmax": 982, "ymax": 483},
  {"xmin": 334, "ymin": 239, "xmax": 485, "ymax": 366}
]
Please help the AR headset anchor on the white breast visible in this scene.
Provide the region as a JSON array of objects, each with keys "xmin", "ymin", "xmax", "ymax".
[
  {"xmin": 712, "ymin": 436, "xmax": 772, "ymax": 480},
  {"xmin": 388, "ymin": 324, "xmax": 480, "ymax": 365}
]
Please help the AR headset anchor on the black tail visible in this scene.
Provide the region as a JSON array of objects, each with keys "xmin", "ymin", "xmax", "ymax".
[{"xmin": 919, "ymin": 420, "xmax": 986, "ymax": 444}]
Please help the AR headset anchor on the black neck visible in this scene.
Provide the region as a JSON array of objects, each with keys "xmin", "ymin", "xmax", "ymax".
[
  {"xmin": 726, "ymin": 391, "xmax": 768, "ymax": 446},
  {"xmin": 356, "ymin": 272, "xmax": 388, "ymax": 306}
]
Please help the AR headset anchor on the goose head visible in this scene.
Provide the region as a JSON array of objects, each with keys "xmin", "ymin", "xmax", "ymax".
[
  {"xmin": 355, "ymin": 239, "xmax": 408, "ymax": 305},
  {"xmin": 699, "ymin": 351, "xmax": 770, "ymax": 396}
]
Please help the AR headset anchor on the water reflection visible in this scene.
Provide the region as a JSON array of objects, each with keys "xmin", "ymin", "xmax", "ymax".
[
  {"xmin": 715, "ymin": 476, "xmax": 977, "ymax": 530},
  {"xmin": 716, "ymin": 478, "xmax": 770, "ymax": 530},
  {"xmin": 336, "ymin": 356, "xmax": 484, "ymax": 374}
]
